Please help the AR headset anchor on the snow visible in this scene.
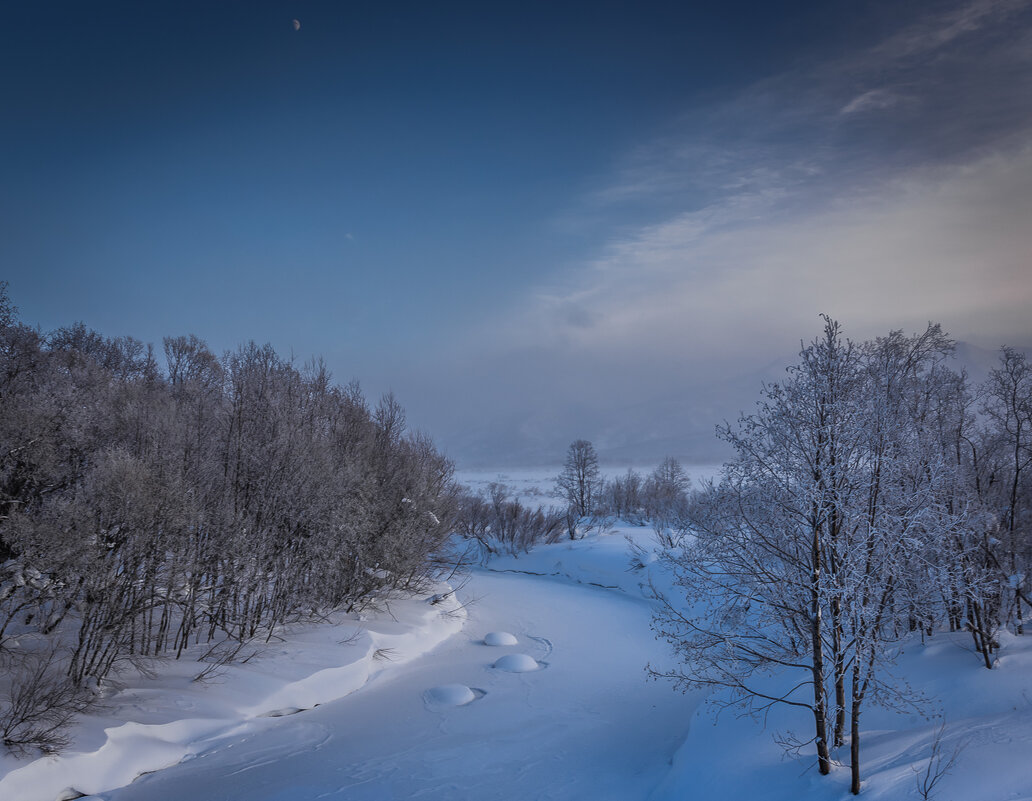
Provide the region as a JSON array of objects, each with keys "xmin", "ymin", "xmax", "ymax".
[
  {"xmin": 424, "ymin": 684, "xmax": 477, "ymax": 707},
  {"xmin": 453, "ymin": 467, "xmax": 560, "ymax": 507},
  {"xmin": 491, "ymin": 653, "xmax": 540, "ymax": 673},
  {"xmin": 0, "ymin": 585, "xmax": 466, "ymax": 801},
  {"xmin": 649, "ymin": 626, "xmax": 1032, "ymax": 801},
  {"xmin": 101, "ymin": 554, "xmax": 697, "ymax": 800},
  {"xmin": 485, "ymin": 524, "xmax": 665, "ymax": 599},
  {"xmin": 483, "ymin": 631, "xmax": 518, "ymax": 646},
  {"xmin": 3, "ymin": 470, "xmax": 1031, "ymax": 800}
]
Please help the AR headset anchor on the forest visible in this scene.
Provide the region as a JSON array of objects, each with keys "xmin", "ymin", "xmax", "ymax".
[{"xmin": 0, "ymin": 284, "xmax": 459, "ymax": 753}]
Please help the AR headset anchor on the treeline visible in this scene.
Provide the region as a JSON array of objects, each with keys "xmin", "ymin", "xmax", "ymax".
[
  {"xmin": 0, "ymin": 285, "xmax": 457, "ymax": 753},
  {"xmin": 455, "ymin": 442, "xmax": 695, "ymax": 561},
  {"xmin": 592, "ymin": 456, "xmax": 691, "ymax": 530},
  {"xmin": 652, "ymin": 318, "xmax": 1031, "ymax": 794},
  {"xmin": 555, "ymin": 439, "xmax": 692, "ymax": 529}
]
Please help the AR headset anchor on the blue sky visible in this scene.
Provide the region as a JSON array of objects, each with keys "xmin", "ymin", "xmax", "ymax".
[{"xmin": 4, "ymin": 1, "xmax": 1032, "ymax": 465}]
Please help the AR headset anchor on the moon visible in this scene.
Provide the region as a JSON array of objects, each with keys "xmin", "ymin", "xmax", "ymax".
[{"xmin": 292, "ymin": 19, "xmax": 301, "ymax": 31}]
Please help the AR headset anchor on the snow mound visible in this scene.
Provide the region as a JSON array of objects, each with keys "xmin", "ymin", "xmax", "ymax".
[
  {"xmin": 492, "ymin": 653, "xmax": 539, "ymax": 672},
  {"xmin": 483, "ymin": 631, "xmax": 518, "ymax": 646},
  {"xmin": 424, "ymin": 684, "xmax": 477, "ymax": 707}
]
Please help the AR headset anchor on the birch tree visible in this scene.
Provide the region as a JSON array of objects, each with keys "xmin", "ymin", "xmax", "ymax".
[
  {"xmin": 653, "ymin": 318, "xmax": 964, "ymax": 792},
  {"xmin": 653, "ymin": 317, "xmax": 865, "ymax": 776}
]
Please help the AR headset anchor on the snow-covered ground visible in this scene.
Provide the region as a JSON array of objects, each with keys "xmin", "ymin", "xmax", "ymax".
[
  {"xmin": 0, "ymin": 588, "xmax": 467, "ymax": 801},
  {"xmin": 104, "ymin": 559, "xmax": 699, "ymax": 801},
  {"xmin": 453, "ymin": 466, "xmax": 563, "ymax": 507},
  {"xmin": 3, "ymin": 467, "xmax": 1031, "ymax": 800}
]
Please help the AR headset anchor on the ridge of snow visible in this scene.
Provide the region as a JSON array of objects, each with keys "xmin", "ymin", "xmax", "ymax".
[{"xmin": 0, "ymin": 584, "xmax": 466, "ymax": 801}]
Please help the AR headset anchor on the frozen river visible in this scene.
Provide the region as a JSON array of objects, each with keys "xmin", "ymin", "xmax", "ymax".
[{"xmin": 109, "ymin": 569, "xmax": 699, "ymax": 800}]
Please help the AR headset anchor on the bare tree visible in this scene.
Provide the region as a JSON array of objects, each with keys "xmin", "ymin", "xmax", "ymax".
[
  {"xmin": 0, "ymin": 649, "xmax": 92, "ymax": 756},
  {"xmin": 981, "ymin": 347, "xmax": 1032, "ymax": 633},
  {"xmin": 603, "ymin": 468, "xmax": 645, "ymax": 523},
  {"xmin": 454, "ymin": 483, "xmax": 565, "ymax": 561},
  {"xmin": 643, "ymin": 457, "xmax": 691, "ymax": 533},
  {"xmin": 556, "ymin": 439, "xmax": 603, "ymax": 520},
  {"xmin": 913, "ymin": 722, "xmax": 964, "ymax": 801},
  {"xmin": 652, "ymin": 318, "xmax": 957, "ymax": 792},
  {"xmin": 653, "ymin": 318, "xmax": 866, "ymax": 777},
  {"xmin": 0, "ymin": 285, "xmax": 463, "ymax": 756}
]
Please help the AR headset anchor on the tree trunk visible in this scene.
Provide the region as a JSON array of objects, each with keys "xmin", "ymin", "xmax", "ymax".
[
  {"xmin": 850, "ymin": 698, "xmax": 861, "ymax": 795},
  {"xmin": 832, "ymin": 595, "xmax": 846, "ymax": 747},
  {"xmin": 810, "ymin": 525, "xmax": 831, "ymax": 774}
]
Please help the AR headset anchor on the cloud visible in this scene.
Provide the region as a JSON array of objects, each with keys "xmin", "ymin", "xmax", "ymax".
[
  {"xmin": 867, "ymin": 0, "xmax": 1029, "ymax": 63},
  {"xmin": 428, "ymin": 141, "xmax": 1032, "ymax": 465},
  {"xmin": 541, "ymin": 0, "xmax": 1032, "ymax": 360},
  {"xmin": 525, "ymin": 142, "xmax": 1032, "ymax": 352},
  {"xmin": 582, "ymin": 0, "xmax": 1032, "ymax": 217},
  {"xmin": 840, "ymin": 89, "xmax": 904, "ymax": 115},
  {"xmin": 414, "ymin": 0, "xmax": 1032, "ymax": 466}
]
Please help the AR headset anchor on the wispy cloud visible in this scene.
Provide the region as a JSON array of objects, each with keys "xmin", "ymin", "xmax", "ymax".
[
  {"xmin": 539, "ymin": 0, "xmax": 1032, "ymax": 345},
  {"xmin": 509, "ymin": 143, "xmax": 1032, "ymax": 360},
  {"xmin": 437, "ymin": 0, "xmax": 1032, "ymax": 464},
  {"xmin": 840, "ymin": 89, "xmax": 905, "ymax": 115},
  {"xmin": 580, "ymin": 0, "xmax": 1032, "ymax": 217},
  {"xmin": 867, "ymin": 0, "xmax": 1029, "ymax": 62}
]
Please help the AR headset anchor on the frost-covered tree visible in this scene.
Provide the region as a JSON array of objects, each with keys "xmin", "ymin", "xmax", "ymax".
[
  {"xmin": 981, "ymin": 347, "xmax": 1032, "ymax": 633},
  {"xmin": 0, "ymin": 284, "xmax": 461, "ymax": 754},
  {"xmin": 643, "ymin": 457, "xmax": 691, "ymax": 529},
  {"xmin": 604, "ymin": 468, "xmax": 645, "ymax": 522},
  {"xmin": 836, "ymin": 323, "xmax": 954, "ymax": 793},
  {"xmin": 653, "ymin": 318, "xmax": 866, "ymax": 777},
  {"xmin": 556, "ymin": 439, "xmax": 603, "ymax": 518},
  {"xmin": 652, "ymin": 318, "xmax": 970, "ymax": 793}
]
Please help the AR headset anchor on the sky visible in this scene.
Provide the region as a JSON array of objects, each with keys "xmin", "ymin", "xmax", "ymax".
[{"xmin": 4, "ymin": 0, "xmax": 1031, "ymax": 466}]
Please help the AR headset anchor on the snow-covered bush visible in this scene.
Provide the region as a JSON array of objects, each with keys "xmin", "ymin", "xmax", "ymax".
[{"xmin": 454, "ymin": 483, "xmax": 565, "ymax": 560}]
